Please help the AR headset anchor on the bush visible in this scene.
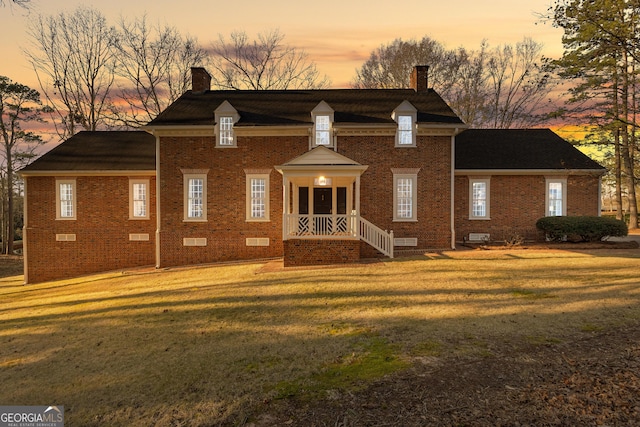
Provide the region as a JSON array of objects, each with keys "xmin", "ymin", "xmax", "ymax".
[{"xmin": 535, "ymin": 216, "xmax": 628, "ymax": 242}]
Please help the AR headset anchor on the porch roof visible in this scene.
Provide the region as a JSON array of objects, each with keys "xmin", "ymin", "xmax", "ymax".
[{"xmin": 275, "ymin": 146, "xmax": 368, "ymax": 176}]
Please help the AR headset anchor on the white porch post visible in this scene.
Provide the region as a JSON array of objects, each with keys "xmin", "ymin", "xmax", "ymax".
[{"xmin": 282, "ymin": 176, "xmax": 289, "ymax": 240}]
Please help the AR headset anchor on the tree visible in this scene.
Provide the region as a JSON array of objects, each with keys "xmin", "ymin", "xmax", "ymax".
[
  {"xmin": 352, "ymin": 37, "xmax": 554, "ymax": 128},
  {"xmin": 112, "ymin": 15, "xmax": 209, "ymax": 126},
  {"xmin": 0, "ymin": 0, "xmax": 30, "ymax": 9},
  {"xmin": 209, "ymin": 29, "xmax": 330, "ymax": 90},
  {"xmin": 550, "ymin": 0, "xmax": 639, "ymax": 229},
  {"xmin": 25, "ymin": 6, "xmax": 118, "ymax": 139},
  {"xmin": 0, "ymin": 76, "xmax": 45, "ymax": 254}
]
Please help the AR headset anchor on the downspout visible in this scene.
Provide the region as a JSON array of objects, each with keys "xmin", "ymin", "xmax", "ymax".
[
  {"xmin": 22, "ymin": 178, "xmax": 28, "ymax": 284},
  {"xmin": 450, "ymin": 133, "xmax": 456, "ymax": 249},
  {"xmin": 155, "ymin": 134, "xmax": 161, "ymax": 269},
  {"xmin": 598, "ymin": 175, "xmax": 603, "ymax": 216}
]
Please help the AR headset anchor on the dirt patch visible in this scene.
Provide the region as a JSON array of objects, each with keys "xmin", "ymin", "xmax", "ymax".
[{"xmin": 256, "ymin": 322, "xmax": 640, "ymax": 426}]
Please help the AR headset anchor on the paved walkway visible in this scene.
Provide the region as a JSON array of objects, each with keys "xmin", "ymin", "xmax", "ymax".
[{"xmin": 607, "ymin": 228, "xmax": 640, "ymax": 244}]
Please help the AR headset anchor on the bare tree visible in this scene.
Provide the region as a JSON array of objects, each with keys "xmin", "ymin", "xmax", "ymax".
[
  {"xmin": 485, "ymin": 38, "xmax": 553, "ymax": 128},
  {"xmin": 25, "ymin": 6, "xmax": 118, "ymax": 139},
  {"xmin": 209, "ymin": 29, "xmax": 330, "ymax": 90},
  {"xmin": 0, "ymin": 0, "xmax": 31, "ymax": 10},
  {"xmin": 113, "ymin": 15, "xmax": 209, "ymax": 126},
  {"xmin": 352, "ymin": 36, "xmax": 554, "ymax": 129},
  {"xmin": 0, "ymin": 76, "xmax": 45, "ymax": 254}
]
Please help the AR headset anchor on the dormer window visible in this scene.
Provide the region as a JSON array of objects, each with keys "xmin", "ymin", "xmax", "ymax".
[
  {"xmin": 219, "ymin": 116, "xmax": 234, "ymax": 145},
  {"xmin": 311, "ymin": 101, "xmax": 334, "ymax": 148},
  {"xmin": 392, "ymin": 101, "xmax": 417, "ymax": 147},
  {"xmin": 315, "ymin": 115, "xmax": 331, "ymax": 145},
  {"xmin": 214, "ymin": 101, "xmax": 240, "ymax": 147},
  {"xmin": 397, "ymin": 116, "xmax": 413, "ymax": 145}
]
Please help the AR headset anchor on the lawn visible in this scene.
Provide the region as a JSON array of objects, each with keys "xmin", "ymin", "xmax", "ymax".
[{"xmin": 1, "ymin": 249, "xmax": 639, "ymax": 426}]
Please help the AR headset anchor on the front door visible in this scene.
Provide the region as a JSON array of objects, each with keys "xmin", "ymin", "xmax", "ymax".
[{"xmin": 314, "ymin": 188, "xmax": 332, "ymax": 214}]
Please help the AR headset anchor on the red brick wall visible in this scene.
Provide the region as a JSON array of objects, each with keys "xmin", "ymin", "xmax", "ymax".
[
  {"xmin": 158, "ymin": 133, "xmax": 453, "ymax": 268},
  {"xmin": 340, "ymin": 135, "xmax": 453, "ymax": 250},
  {"xmin": 24, "ymin": 175, "xmax": 156, "ymax": 283},
  {"xmin": 283, "ymin": 239, "xmax": 360, "ymax": 266},
  {"xmin": 454, "ymin": 174, "xmax": 601, "ymax": 243},
  {"xmin": 157, "ymin": 135, "xmax": 302, "ymax": 268}
]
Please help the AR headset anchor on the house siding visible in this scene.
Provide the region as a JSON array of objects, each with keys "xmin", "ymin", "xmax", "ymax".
[
  {"xmin": 24, "ymin": 175, "xmax": 156, "ymax": 283},
  {"xmin": 454, "ymin": 174, "xmax": 601, "ymax": 243}
]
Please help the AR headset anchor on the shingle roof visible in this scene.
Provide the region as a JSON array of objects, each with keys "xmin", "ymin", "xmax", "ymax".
[
  {"xmin": 455, "ymin": 129, "xmax": 605, "ymax": 171},
  {"xmin": 147, "ymin": 89, "xmax": 464, "ymax": 127},
  {"xmin": 20, "ymin": 131, "xmax": 155, "ymax": 173}
]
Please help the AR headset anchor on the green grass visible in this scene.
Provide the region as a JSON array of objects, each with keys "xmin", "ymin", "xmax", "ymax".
[{"xmin": 1, "ymin": 248, "xmax": 640, "ymax": 426}]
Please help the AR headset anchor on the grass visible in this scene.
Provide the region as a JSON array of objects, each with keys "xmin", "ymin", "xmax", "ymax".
[{"xmin": 1, "ymin": 248, "xmax": 640, "ymax": 426}]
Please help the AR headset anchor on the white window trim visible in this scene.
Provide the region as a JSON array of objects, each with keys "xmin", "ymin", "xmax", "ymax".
[
  {"xmin": 245, "ymin": 172, "xmax": 270, "ymax": 222},
  {"xmin": 311, "ymin": 101, "xmax": 335, "ymax": 148},
  {"xmin": 392, "ymin": 169, "xmax": 419, "ymax": 222},
  {"xmin": 214, "ymin": 100, "xmax": 240, "ymax": 148},
  {"xmin": 392, "ymin": 101, "xmax": 417, "ymax": 147},
  {"xmin": 469, "ymin": 177, "xmax": 491, "ymax": 220},
  {"xmin": 182, "ymin": 169, "xmax": 209, "ymax": 222},
  {"xmin": 129, "ymin": 178, "xmax": 150, "ymax": 220},
  {"xmin": 546, "ymin": 177, "xmax": 567, "ymax": 217},
  {"xmin": 56, "ymin": 178, "xmax": 76, "ymax": 220}
]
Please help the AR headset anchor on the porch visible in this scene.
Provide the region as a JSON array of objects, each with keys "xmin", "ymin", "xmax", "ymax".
[{"xmin": 276, "ymin": 147, "xmax": 394, "ymax": 265}]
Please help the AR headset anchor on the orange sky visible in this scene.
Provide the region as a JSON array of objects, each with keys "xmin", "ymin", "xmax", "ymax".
[{"xmin": 1, "ymin": 0, "xmax": 564, "ymax": 88}]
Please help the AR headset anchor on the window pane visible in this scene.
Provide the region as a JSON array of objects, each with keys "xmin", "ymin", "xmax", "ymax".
[
  {"xmin": 398, "ymin": 115, "xmax": 413, "ymax": 145},
  {"xmin": 548, "ymin": 182, "xmax": 563, "ymax": 216},
  {"xmin": 396, "ymin": 178, "xmax": 413, "ymax": 218},
  {"xmin": 315, "ymin": 115, "xmax": 330, "ymax": 145},
  {"xmin": 60, "ymin": 183, "xmax": 73, "ymax": 217},
  {"xmin": 188, "ymin": 178, "xmax": 204, "ymax": 218},
  {"xmin": 472, "ymin": 182, "xmax": 487, "ymax": 217},
  {"xmin": 219, "ymin": 116, "xmax": 234, "ymax": 145},
  {"xmin": 250, "ymin": 178, "xmax": 266, "ymax": 218},
  {"xmin": 133, "ymin": 183, "xmax": 147, "ymax": 217}
]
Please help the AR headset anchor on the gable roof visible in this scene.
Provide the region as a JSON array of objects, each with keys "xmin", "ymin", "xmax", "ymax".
[
  {"xmin": 147, "ymin": 89, "xmax": 464, "ymax": 127},
  {"xmin": 20, "ymin": 131, "xmax": 156, "ymax": 174},
  {"xmin": 455, "ymin": 129, "xmax": 605, "ymax": 171}
]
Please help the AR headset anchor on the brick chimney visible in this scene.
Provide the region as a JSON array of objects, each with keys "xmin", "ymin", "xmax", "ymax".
[
  {"xmin": 191, "ymin": 67, "xmax": 211, "ymax": 93},
  {"xmin": 409, "ymin": 65, "xmax": 429, "ymax": 92}
]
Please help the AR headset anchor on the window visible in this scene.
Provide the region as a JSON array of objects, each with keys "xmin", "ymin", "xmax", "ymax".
[
  {"xmin": 546, "ymin": 178, "xmax": 566, "ymax": 216},
  {"xmin": 397, "ymin": 115, "xmax": 413, "ymax": 145},
  {"xmin": 182, "ymin": 170, "xmax": 208, "ymax": 221},
  {"xmin": 315, "ymin": 115, "xmax": 331, "ymax": 145},
  {"xmin": 219, "ymin": 116, "xmax": 234, "ymax": 146},
  {"xmin": 393, "ymin": 169, "xmax": 419, "ymax": 221},
  {"xmin": 311, "ymin": 101, "xmax": 334, "ymax": 147},
  {"xmin": 129, "ymin": 179, "xmax": 149, "ymax": 219},
  {"xmin": 56, "ymin": 179, "xmax": 76, "ymax": 220},
  {"xmin": 214, "ymin": 100, "xmax": 239, "ymax": 147},
  {"xmin": 392, "ymin": 101, "xmax": 417, "ymax": 147},
  {"xmin": 245, "ymin": 172, "xmax": 270, "ymax": 221},
  {"xmin": 469, "ymin": 178, "xmax": 490, "ymax": 219}
]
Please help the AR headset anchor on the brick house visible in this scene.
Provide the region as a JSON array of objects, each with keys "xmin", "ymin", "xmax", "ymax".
[{"xmin": 20, "ymin": 66, "xmax": 605, "ymax": 283}]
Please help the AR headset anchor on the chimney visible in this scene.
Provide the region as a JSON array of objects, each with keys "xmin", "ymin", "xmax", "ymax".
[
  {"xmin": 410, "ymin": 65, "xmax": 429, "ymax": 92},
  {"xmin": 191, "ymin": 67, "xmax": 211, "ymax": 93}
]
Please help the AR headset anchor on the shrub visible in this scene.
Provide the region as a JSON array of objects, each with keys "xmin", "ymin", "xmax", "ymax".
[{"xmin": 535, "ymin": 216, "xmax": 628, "ymax": 242}]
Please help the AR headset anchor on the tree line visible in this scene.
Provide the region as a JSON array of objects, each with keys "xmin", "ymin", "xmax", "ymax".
[{"xmin": 1, "ymin": 1, "xmax": 638, "ymax": 255}]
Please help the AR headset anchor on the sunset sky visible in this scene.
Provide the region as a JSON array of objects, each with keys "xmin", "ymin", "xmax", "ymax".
[{"xmin": 1, "ymin": 0, "xmax": 564, "ymax": 88}]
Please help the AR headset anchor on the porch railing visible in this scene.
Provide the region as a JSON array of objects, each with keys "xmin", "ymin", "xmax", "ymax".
[
  {"xmin": 283, "ymin": 213, "xmax": 394, "ymax": 258},
  {"xmin": 359, "ymin": 217, "xmax": 394, "ymax": 258},
  {"xmin": 284, "ymin": 213, "xmax": 357, "ymax": 238}
]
